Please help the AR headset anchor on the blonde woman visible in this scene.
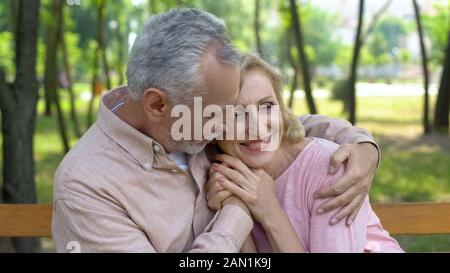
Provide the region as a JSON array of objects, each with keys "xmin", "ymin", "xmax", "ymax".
[{"xmin": 205, "ymin": 53, "xmax": 403, "ymax": 253}]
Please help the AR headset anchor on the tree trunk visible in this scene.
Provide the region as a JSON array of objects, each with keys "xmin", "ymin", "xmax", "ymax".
[
  {"xmin": 254, "ymin": 0, "xmax": 263, "ymax": 56},
  {"xmin": 286, "ymin": 33, "xmax": 298, "ymax": 109},
  {"xmin": 42, "ymin": 0, "xmax": 52, "ymax": 118},
  {"xmin": 11, "ymin": 0, "xmax": 19, "ymax": 42},
  {"xmin": 413, "ymin": 0, "xmax": 430, "ymax": 134},
  {"xmin": 288, "ymin": 70, "xmax": 298, "ymax": 109},
  {"xmin": 98, "ymin": 2, "xmax": 111, "ymax": 90},
  {"xmin": 434, "ymin": 31, "xmax": 450, "ymax": 133},
  {"xmin": 0, "ymin": 72, "xmax": 15, "ymax": 253},
  {"xmin": 60, "ymin": 5, "xmax": 82, "ymax": 138},
  {"xmin": 41, "ymin": 0, "xmax": 52, "ymax": 117},
  {"xmin": 43, "ymin": 87, "xmax": 53, "ymax": 117},
  {"xmin": 87, "ymin": 47, "xmax": 100, "ymax": 128},
  {"xmin": 339, "ymin": 0, "xmax": 390, "ymax": 118},
  {"xmin": 87, "ymin": 1, "xmax": 110, "ymax": 128},
  {"xmin": 289, "ymin": 0, "xmax": 317, "ymax": 114},
  {"xmin": 0, "ymin": 0, "xmax": 41, "ymax": 253},
  {"xmin": 361, "ymin": 0, "xmax": 393, "ymax": 44},
  {"xmin": 116, "ymin": 13, "xmax": 125, "ymax": 86},
  {"xmin": 44, "ymin": 0, "xmax": 70, "ymax": 153},
  {"xmin": 348, "ymin": 0, "xmax": 365, "ymax": 125}
]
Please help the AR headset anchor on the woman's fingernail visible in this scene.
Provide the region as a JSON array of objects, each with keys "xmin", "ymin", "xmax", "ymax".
[
  {"xmin": 330, "ymin": 218, "xmax": 338, "ymax": 225},
  {"xmin": 347, "ymin": 219, "xmax": 353, "ymax": 225},
  {"xmin": 317, "ymin": 208, "xmax": 324, "ymax": 214}
]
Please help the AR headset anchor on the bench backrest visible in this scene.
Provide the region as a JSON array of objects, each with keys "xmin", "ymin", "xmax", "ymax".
[{"xmin": 0, "ymin": 202, "xmax": 450, "ymax": 237}]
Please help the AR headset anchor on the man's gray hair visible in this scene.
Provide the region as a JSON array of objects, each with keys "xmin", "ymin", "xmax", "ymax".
[{"xmin": 126, "ymin": 9, "xmax": 240, "ymax": 102}]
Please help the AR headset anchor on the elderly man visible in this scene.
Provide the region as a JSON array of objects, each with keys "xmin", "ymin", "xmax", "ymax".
[{"xmin": 52, "ymin": 9, "xmax": 379, "ymax": 253}]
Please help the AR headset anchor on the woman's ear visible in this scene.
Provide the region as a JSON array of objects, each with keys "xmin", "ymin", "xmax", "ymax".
[{"xmin": 142, "ymin": 88, "xmax": 173, "ymax": 118}]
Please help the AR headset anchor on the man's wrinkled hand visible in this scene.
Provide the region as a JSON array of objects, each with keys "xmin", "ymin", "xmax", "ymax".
[{"xmin": 314, "ymin": 142, "xmax": 379, "ymax": 226}]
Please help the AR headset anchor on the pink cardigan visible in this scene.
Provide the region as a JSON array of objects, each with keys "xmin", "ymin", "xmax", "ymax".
[{"xmin": 252, "ymin": 138, "xmax": 404, "ymax": 253}]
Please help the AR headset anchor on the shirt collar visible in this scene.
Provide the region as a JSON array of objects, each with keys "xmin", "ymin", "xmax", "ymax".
[{"xmin": 97, "ymin": 86, "xmax": 165, "ymax": 171}]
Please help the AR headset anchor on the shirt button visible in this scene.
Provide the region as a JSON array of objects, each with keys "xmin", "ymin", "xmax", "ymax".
[
  {"xmin": 153, "ymin": 145, "xmax": 160, "ymax": 152},
  {"xmin": 143, "ymin": 162, "xmax": 151, "ymax": 170},
  {"xmin": 171, "ymin": 169, "xmax": 178, "ymax": 173}
]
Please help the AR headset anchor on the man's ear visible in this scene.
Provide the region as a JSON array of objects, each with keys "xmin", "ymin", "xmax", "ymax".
[{"xmin": 142, "ymin": 88, "xmax": 172, "ymax": 118}]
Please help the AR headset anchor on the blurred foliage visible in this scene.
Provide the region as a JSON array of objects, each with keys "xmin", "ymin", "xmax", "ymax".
[
  {"xmin": 367, "ymin": 32, "xmax": 392, "ymax": 66},
  {"xmin": 0, "ymin": 32, "xmax": 14, "ymax": 76},
  {"xmin": 423, "ymin": 1, "xmax": 450, "ymax": 66},
  {"xmin": 300, "ymin": 4, "xmax": 343, "ymax": 67},
  {"xmin": 374, "ymin": 15, "xmax": 409, "ymax": 55},
  {"xmin": 1, "ymin": 0, "xmax": 447, "ymax": 86}
]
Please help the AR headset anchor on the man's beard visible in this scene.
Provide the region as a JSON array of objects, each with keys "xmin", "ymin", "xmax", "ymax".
[{"xmin": 162, "ymin": 121, "xmax": 209, "ymax": 155}]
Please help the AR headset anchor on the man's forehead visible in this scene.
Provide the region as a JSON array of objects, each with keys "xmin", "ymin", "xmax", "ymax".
[{"xmin": 205, "ymin": 67, "xmax": 240, "ymax": 89}]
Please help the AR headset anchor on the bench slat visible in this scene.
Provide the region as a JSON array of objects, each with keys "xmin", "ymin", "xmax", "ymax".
[
  {"xmin": 373, "ymin": 202, "xmax": 450, "ymax": 235},
  {"xmin": 0, "ymin": 205, "xmax": 52, "ymax": 237},
  {"xmin": 0, "ymin": 203, "xmax": 449, "ymax": 238}
]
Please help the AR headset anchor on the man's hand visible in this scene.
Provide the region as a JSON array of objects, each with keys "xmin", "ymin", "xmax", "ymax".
[
  {"xmin": 212, "ymin": 154, "xmax": 281, "ymax": 224},
  {"xmin": 205, "ymin": 169, "xmax": 233, "ymax": 210},
  {"xmin": 314, "ymin": 142, "xmax": 379, "ymax": 226},
  {"xmin": 222, "ymin": 196, "xmax": 251, "ymax": 217},
  {"xmin": 205, "ymin": 165, "xmax": 250, "ymax": 216}
]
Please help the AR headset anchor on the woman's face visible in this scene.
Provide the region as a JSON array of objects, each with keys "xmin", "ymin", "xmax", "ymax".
[{"xmin": 218, "ymin": 69, "xmax": 283, "ymax": 168}]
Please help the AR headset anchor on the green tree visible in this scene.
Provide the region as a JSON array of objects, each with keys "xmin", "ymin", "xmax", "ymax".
[
  {"xmin": 434, "ymin": 31, "xmax": 450, "ymax": 133},
  {"xmin": 0, "ymin": 0, "xmax": 41, "ymax": 253},
  {"xmin": 374, "ymin": 15, "xmax": 408, "ymax": 55},
  {"xmin": 301, "ymin": 5, "xmax": 343, "ymax": 68},
  {"xmin": 289, "ymin": 0, "xmax": 317, "ymax": 114},
  {"xmin": 43, "ymin": 0, "xmax": 70, "ymax": 153},
  {"xmin": 423, "ymin": 1, "xmax": 450, "ymax": 65},
  {"xmin": 367, "ymin": 32, "xmax": 391, "ymax": 65},
  {"xmin": 413, "ymin": 0, "xmax": 431, "ymax": 134},
  {"xmin": 348, "ymin": 0, "xmax": 365, "ymax": 125}
]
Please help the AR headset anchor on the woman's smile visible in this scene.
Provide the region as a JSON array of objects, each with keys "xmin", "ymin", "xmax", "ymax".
[{"xmin": 238, "ymin": 134, "xmax": 272, "ymax": 152}]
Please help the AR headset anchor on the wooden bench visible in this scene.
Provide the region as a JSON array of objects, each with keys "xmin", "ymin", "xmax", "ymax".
[{"xmin": 0, "ymin": 202, "xmax": 450, "ymax": 237}]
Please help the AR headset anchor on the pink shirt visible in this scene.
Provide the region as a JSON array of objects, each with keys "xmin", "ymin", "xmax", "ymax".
[{"xmin": 252, "ymin": 138, "xmax": 403, "ymax": 253}]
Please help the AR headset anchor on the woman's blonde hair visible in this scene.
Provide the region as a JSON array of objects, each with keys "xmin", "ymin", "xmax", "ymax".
[{"xmin": 239, "ymin": 53, "xmax": 305, "ymax": 143}]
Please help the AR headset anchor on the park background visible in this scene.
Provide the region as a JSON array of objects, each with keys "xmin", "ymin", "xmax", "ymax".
[{"xmin": 0, "ymin": 0, "xmax": 449, "ymax": 252}]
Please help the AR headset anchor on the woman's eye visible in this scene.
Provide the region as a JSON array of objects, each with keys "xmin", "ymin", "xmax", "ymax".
[
  {"xmin": 234, "ymin": 105, "xmax": 246, "ymax": 118},
  {"xmin": 234, "ymin": 110, "xmax": 246, "ymax": 118},
  {"xmin": 259, "ymin": 103, "xmax": 274, "ymax": 112}
]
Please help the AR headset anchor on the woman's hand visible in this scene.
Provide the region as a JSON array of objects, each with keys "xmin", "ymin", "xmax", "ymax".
[
  {"xmin": 211, "ymin": 154, "xmax": 282, "ymax": 223},
  {"xmin": 205, "ymin": 166, "xmax": 252, "ymax": 217},
  {"xmin": 205, "ymin": 167, "xmax": 234, "ymax": 211},
  {"xmin": 212, "ymin": 154, "xmax": 305, "ymax": 253}
]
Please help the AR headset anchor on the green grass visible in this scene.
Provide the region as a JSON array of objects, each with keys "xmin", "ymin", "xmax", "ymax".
[{"xmin": 1, "ymin": 84, "xmax": 450, "ymax": 252}]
